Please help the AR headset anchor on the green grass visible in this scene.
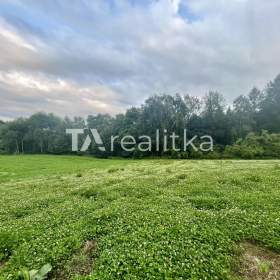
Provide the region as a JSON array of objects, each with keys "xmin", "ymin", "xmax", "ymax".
[
  {"xmin": 0, "ymin": 155, "xmax": 134, "ymax": 183},
  {"xmin": 0, "ymin": 156, "xmax": 280, "ymax": 279}
]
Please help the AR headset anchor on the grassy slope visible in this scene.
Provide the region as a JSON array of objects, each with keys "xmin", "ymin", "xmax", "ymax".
[
  {"xmin": 0, "ymin": 156, "xmax": 280, "ymax": 279},
  {"xmin": 0, "ymin": 155, "xmax": 135, "ymax": 183}
]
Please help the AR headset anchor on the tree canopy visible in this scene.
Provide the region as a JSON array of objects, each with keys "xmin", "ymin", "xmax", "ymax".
[{"xmin": 1, "ymin": 74, "xmax": 280, "ymax": 158}]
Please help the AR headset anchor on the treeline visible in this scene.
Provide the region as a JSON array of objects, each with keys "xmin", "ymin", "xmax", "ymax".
[{"xmin": 1, "ymin": 74, "xmax": 280, "ymax": 158}]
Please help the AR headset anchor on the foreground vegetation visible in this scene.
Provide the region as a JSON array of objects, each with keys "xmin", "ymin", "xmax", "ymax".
[{"xmin": 0, "ymin": 156, "xmax": 280, "ymax": 279}]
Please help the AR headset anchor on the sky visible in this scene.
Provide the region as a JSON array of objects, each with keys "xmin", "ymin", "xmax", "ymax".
[{"xmin": 0, "ymin": 0, "xmax": 280, "ymax": 120}]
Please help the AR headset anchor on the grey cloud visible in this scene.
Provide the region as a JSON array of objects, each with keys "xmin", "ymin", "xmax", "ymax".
[{"xmin": 0, "ymin": 0, "xmax": 280, "ymax": 119}]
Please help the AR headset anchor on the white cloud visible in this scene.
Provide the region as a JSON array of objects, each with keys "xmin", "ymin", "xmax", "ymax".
[
  {"xmin": 0, "ymin": 18, "xmax": 37, "ymax": 52},
  {"xmin": 0, "ymin": 71, "xmax": 125, "ymax": 119}
]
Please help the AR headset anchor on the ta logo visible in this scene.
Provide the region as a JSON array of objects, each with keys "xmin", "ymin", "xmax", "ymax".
[{"xmin": 66, "ymin": 129, "xmax": 105, "ymax": 152}]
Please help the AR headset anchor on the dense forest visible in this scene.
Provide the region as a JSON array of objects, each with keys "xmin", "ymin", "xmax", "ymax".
[{"xmin": 1, "ymin": 74, "xmax": 280, "ymax": 159}]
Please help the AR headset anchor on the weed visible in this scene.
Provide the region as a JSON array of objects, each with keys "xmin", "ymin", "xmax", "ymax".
[
  {"xmin": 17, "ymin": 264, "xmax": 52, "ymax": 280},
  {"xmin": 0, "ymin": 232, "xmax": 18, "ymax": 262},
  {"xmin": 108, "ymin": 168, "xmax": 119, "ymax": 173},
  {"xmin": 255, "ymin": 258, "xmax": 271, "ymax": 273},
  {"xmin": 176, "ymin": 173, "xmax": 187, "ymax": 180}
]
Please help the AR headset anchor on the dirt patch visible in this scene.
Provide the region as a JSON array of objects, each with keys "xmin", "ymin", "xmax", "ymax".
[
  {"xmin": 52, "ymin": 240, "xmax": 97, "ymax": 279},
  {"xmin": 0, "ymin": 260, "xmax": 6, "ymax": 269},
  {"xmin": 235, "ymin": 242, "xmax": 280, "ymax": 280},
  {"xmin": 83, "ymin": 240, "xmax": 96, "ymax": 254}
]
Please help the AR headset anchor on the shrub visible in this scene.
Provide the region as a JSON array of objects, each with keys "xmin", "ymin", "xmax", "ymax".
[{"xmin": 17, "ymin": 264, "xmax": 52, "ymax": 280}]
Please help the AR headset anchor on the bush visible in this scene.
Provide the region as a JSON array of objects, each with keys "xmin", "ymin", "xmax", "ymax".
[{"xmin": 223, "ymin": 131, "xmax": 280, "ymax": 159}]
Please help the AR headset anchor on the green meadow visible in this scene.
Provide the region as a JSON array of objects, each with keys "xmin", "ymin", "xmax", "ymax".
[{"xmin": 0, "ymin": 156, "xmax": 280, "ymax": 279}]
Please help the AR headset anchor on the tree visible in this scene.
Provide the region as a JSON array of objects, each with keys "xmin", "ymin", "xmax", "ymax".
[
  {"xmin": 248, "ymin": 87, "xmax": 263, "ymax": 112},
  {"xmin": 200, "ymin": 92, "xmax": 229, "ymax": 145},
  {"xmin": 0, "ymin": 119, "xmax": 28, "ymax": 153},
  {"xmin": 258, "ymin": 75, "xmax": 280, "ymax": 132},
  {"xmin": 232, "ymin": 95, "xmax": 254, "ymax": 139},
  {"xmin": 184, "ymin": 94, "xmax": 202, "ymax": 121},
  {"xmin": 1, "ymin": 73, "xmax": 280, "ymax": 158}
]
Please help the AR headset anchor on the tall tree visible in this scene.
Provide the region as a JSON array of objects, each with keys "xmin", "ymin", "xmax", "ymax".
[
  {"xmin": 201, "ymin": 91, "xmax": 229, "ymax": 145},
  {"xmin": 258, "ymin": 75, "xmax": 280, "ymax": 132}
]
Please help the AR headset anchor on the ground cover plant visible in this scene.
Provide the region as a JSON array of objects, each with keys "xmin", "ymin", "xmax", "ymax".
[{"xmin": 0, "ymin": 155, "xmax": 280, "ymax": 279}]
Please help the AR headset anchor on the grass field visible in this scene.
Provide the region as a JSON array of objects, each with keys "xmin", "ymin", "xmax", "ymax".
[{"xmin": 0, "ymin": 156, "xmax": 280, "ymax": 279}]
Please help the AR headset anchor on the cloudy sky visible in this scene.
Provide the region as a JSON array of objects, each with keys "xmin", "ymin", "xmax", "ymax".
[{"xmin": 0, "ymin": 0, "xmax": 280, "ymax": 120}]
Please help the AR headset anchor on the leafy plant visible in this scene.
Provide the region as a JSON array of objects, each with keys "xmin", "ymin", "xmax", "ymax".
[
  {"xmin": 0, "ymin": 232, "xmax": 18, "ymax": 261},
  {"xmin": 255, "ymin": 258, "xmax": 271, "ymax": 273},
  {"xmin": 18, "ymin": 264, "xmax": 52, "ymax": 280}
]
